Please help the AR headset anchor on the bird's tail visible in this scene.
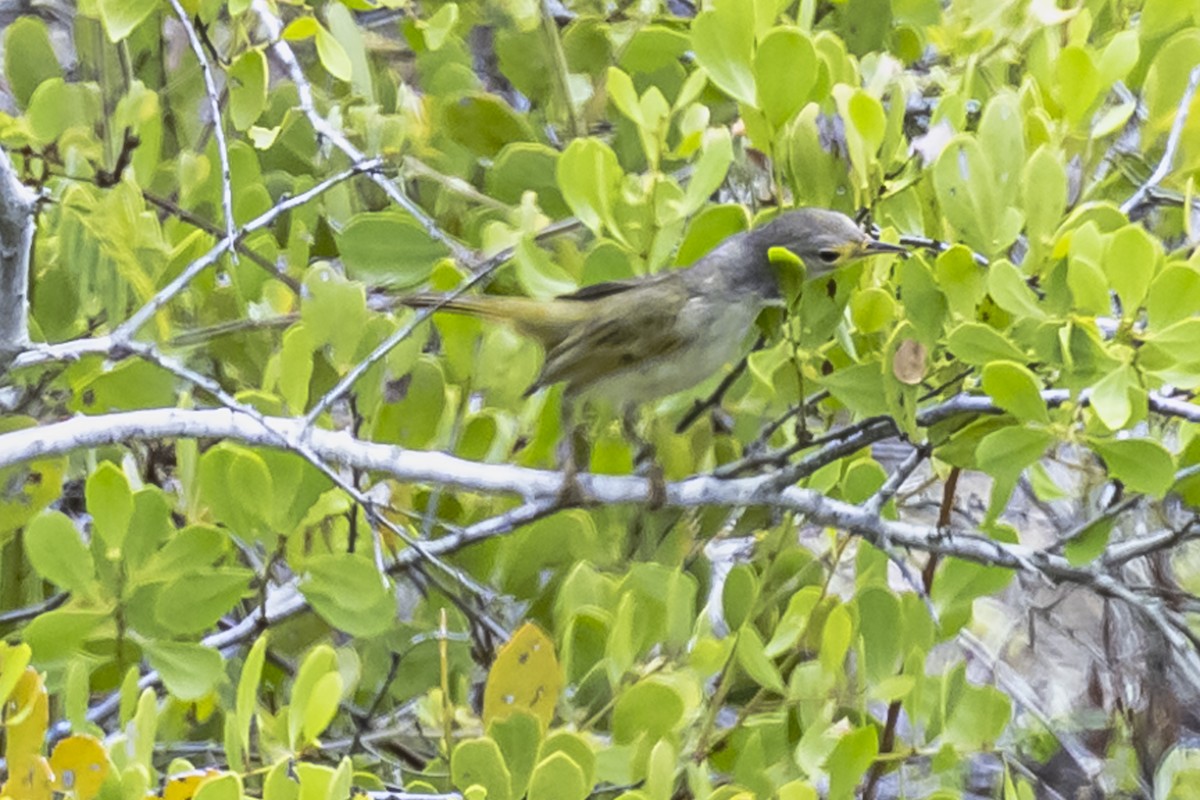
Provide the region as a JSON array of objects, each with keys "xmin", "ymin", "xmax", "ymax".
[{"xmin": 397, "ymin": 293, "xmax": 581, "ymax": 347}]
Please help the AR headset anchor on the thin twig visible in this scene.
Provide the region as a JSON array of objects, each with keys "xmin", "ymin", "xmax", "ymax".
[
  {"xmin": 676, "ymin": 336, "xmax": 765, "ymax": 434},
  {"xmin": 167, "ymin": 0, "xmax": 238, "ymax": 258},
  {"xmin": 251, "ymin": 0, "xmax": 477, "ymax": 266},
  {"xmin": 114, "ymin": 159, "xmax": 381, "ymax": 343},
  {"xmin": 1121, "ymin": 65, "xmax": 1200, "ymax": 216}
]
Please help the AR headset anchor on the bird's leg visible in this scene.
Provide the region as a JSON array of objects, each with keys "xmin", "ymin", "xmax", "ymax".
[
  {"xmin": 555, "ymin": 398, "xmax": 586, "ymax": 505},
  {"xmin": 622, "ymin": 405, "xmax": 666, "ymax": 509}
]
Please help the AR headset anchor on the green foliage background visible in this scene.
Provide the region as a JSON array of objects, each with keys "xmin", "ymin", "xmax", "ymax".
[{"xmin": 3, "ymin": 0, "xmax": 1200, "ymax": 798}]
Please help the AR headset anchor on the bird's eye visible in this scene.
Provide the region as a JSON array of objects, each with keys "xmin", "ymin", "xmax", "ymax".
[{"xmin": 818, "ymin": 249, "xmax": 840, "ymax": 264}]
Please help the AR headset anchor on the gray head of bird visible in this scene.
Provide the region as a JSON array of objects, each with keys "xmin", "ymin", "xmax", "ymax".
[{"xmin": 748, "ymin": 208, "xmax": 908, "ymax": 277}]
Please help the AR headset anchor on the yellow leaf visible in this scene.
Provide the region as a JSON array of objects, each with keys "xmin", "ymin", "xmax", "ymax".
[
  {"xmin": 1, "ymin": 754, "xmax": 53, "ymax": 800},
  {"xmin": 4, "ymin": 668, "xmax": 49, "ymax": 765},
  {"xmin": 482, "ymin": 623, "xmax": 562, "ymax": 729},
  {"xmin": 50, "ymin": 734, "xmax": 110, "ymax": 800}
]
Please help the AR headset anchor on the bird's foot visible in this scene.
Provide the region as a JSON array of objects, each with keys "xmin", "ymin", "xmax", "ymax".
[
  {"xmin": 555, "ymin": 458, "xmax": 587, "ymax": 506},
  {"xmin": 633, "ymin": 447, "xmax": 667, "ymax": 510},
  {"xmin": 645, "ymin": 461, "xmax": 667, "ymax": 510}
]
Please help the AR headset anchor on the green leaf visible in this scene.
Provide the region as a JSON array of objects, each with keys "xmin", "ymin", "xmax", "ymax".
[
  {"xmin": 514, "ymin": 237, "xmax": 577, "ymax": 299},
  {"xmin": 943, "ymin": 680, "xmax": 1012, "ymax": 751},
  {"xmin": 86, "ymin": 461, "xmax": 135, "ymax": 552},
  {"xmin": 198, "ymin": 444, "xmax": 275, "ymax": 539},
  {"xmin": 556, "ymin": 138, "xmax": 624, "ymax": 241},
  {"xmin": 446, "ymin": 94, "xmax": 536, "ymax": 156},
  {"xmin": 452, "ymin": 738, "xmax": 512, "ymax": 800},
  {"xmin": 1063, "ymin": 516, "xmax": 1116, "ymax": 566},
  {"xmin": 289, "ymin": 645, "xmax": 338, "ymax": 749},
  {"xmin": 898, "ymin": 257, "xmax": 947, "ymax": 344},
  {"xmin": 606, "ymin": 67, "xmax": 643, "ymax": 127},
  {"xmin": 194, "ymin": 775, "xmax": 242, "ymax": 800},
  {"xmin": 236, "ymin": 635, "xmax": 268, "ymax": 754},
  {"xmin": 825, "ymin": 726, "xmax": 878, "ymax": 800},
  {"xmin": 300, "ymin": 554, "xmax": 395, "ymax": 637},
  {"xmin": 1055, "ymin": 46, "xmax": 1100, "ymax": 125},
  {"xmin": 487, "ymin": 143, "xmax": 568, "ymax": 217},
  {"xmin": 691, "ymin": 0, "xmax": 756, "ymax": 105},
  {"xmin": 23, "ymin": 609, "xmax": 107, "ymax": 662},
  {"xmin": 933, "ymin": 136, "xmax": 999, "ymax": 254},
  {"xmin": 488, "ymin": 713, "xmax": 542, "ymax": 799},
  {"xmin": 303, "ymin": 671, "xmax": 343, "ymax": 744},
  {"xmin": 1105, "ymin": 225, "xmax": 1159, "ymax": 315},
  {"xmin": 977, "ymin": 92, "xmax": 1025, "ymax": 208},
  {"xmin": 850, "ymin": 288, "xmax": 896, "ymax": 334},
  {"xmin": 645, "ymin": 739, "xmax": 675, "ymax": 800},
  {"xmin": 336, "ymin": 212, "xmax": 450, "ymax": 287},
  {"xmin": 229, "ymin": 50, "xmax": 268, "ymax": 131},
  {"xmin": 766, "ymin": 588, "xmax": 822, "ymax": 658},
  {"xmin": 681, "ymin": 129, "xmax": 734, "ymax": 217},
  {"xmin": 1089, "ymin": 438, "xmax": 1176, "ymax": 498},
  {"xmin": 26, "ymin": 78, "xmax": 99, "ymax": 146},
  {"xmin": 722, "ymin": 564, "xmax": 759, "ymax": 632},
  {"xmin": 529, "ymin": 753, "xmax": 588, "ymax": 800},
  {"xmin": 1103, "ymin": 30, "xmax": 1144, "ymax": 85},
  {"xmin": 613, "ymin": 680, "xmax": 684, "ymax": 744},
  {"xmin": 1089, "ymin": 364, "xmax": 1138, "ymax": 430},
  {"xmin": 97, "ymin": 0, "xmax": 157, "ymax": 42},
  {"xmin": 981, "ymin": 361, "xmax": 1049, "ymax": 423},
  {"xmin": 754, "ymin": 27, "xmax": 816, "ymax": 127},
  {"xmin": 735, "ymin": 626, "xmax": 785, "ymax": 693},
  {"xmin": 857, "ymin": 587, "xmax": 902, "ymax": 682},
  {"xmin": 988, "ymin": 260, "xmax": 1046, "ymax": 320},
  {"xmin": 977, "ymin": 426, "xmax": 1054, "ymax": 479},
  {"xmin": 1146, "ymin": 265, "xmax": 1200, "ymax": 332},
  {"xmin": 422, "ymin": 3, "xmax": 460, "ymax": 50},
  {"xmin": 156, "ymin": 569, "xmax": 254, "ymax": 635},
  {"xmin": 1144, "ymin": 31, "xmax": 1200, "ymax": 136},
  {"xmin": 315, "ymin": 24, "xmax": 353, "ymax": 82},
  {"xmin": 144, "ymin": 642, "xmax": 224, "ymax": 702},
  {"xmin": 3, "ymin": 16, "xmax": 60, "ymax": 109},
  {"xmin": 819, "ymin": 604, "xmax": 853, "ymax": 677},
  {"xmin": 540, "ymin": 732, "xmax": 597, "ymax": 790},
  {"xmin": 25, "ymin": 511, "xmax": 96, "ymax": 595},
  {"xmin": 946, "ymin": 323, "xmax": 1027, "ymax": 366}
]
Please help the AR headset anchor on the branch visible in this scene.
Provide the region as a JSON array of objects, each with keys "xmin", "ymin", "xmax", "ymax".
[
  {"xmin": 8, "ymin": 405, "xmax": 1197, "ymax": 705},
  {"xmin": 1121, "ymin": 64, "xmax": 1200, "ymax": 216},
  {"xmin": 250, "ymin": 0, "xmax": 477, "ymax": 267},
  {"xmin": 7, "ymin": 158, "xmax": 382, "ymax": 373},
  {"xmin": 0, "ymin": 145, "xmax": 38, "ymax": 358},
  {"xmin": 167, "ymin": 0, "xmax": 238, "ymax": 254}
]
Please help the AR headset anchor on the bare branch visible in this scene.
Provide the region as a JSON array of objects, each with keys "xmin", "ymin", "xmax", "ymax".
[
  {"xmin": 167, "ymin": 0, "xmax": 238, "ymax": 257},
  {"xmin": 0, "ymin": 145, "xmax": 38, "ymax": 358},
  {"xmin": 250, "ymin": 0, "xmax": 477, "ymax": 266},
  {"xmin": 1121, "ymin": 65, "xmax": 1200, "ymax": 216}
]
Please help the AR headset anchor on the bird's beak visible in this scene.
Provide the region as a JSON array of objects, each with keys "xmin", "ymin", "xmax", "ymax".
[{"xmin": 861, "ymin": 239, "xmax": 908, "ymax": 257}]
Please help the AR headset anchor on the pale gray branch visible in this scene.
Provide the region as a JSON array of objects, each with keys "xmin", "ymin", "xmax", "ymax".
[
  {"xmin": 1121, "ymin": 64, "xmax": 1200, "ymax": 216},
  {"xmin": 0, "ymin": 145, "xmax": 38, "ymax": 358},
  {"xmin": 167, "ymin": 0, "xmax": 237, "ymax": 256}
]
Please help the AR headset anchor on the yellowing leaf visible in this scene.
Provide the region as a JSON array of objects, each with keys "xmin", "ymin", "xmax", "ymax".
[
  {"xmin": 4, "ymin": 668, "xmax": 49, "ymax": 764},
  {"xmin": 483, "ymin": 623, "xmax": 562, "ymax": 729},
  {"xmin": 49, "ymin": 735, "xmax": 110, "ymax": 800},
  {"xmin": 891, "ymin": 339, "xmax": 927, "ymax": 386}
]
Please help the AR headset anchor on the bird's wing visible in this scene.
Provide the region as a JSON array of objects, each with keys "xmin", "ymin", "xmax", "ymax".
[
  {"xmin": 557, "ymin": 277, "xmax": 650, "ymax": 301},
  {"xmin": 530, "ymin": 285, "xmax": 689, "ymax": 396}
]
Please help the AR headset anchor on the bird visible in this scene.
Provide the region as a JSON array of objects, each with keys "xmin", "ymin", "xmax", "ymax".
[{"xmin": 401, "ymin": 208, "xmax": 906, "ymax": 499}]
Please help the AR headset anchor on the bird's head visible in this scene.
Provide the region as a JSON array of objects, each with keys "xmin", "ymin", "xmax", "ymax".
[{"xmin": 750, "ymin": 208, "xmax": 907, "ymax": 277}]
